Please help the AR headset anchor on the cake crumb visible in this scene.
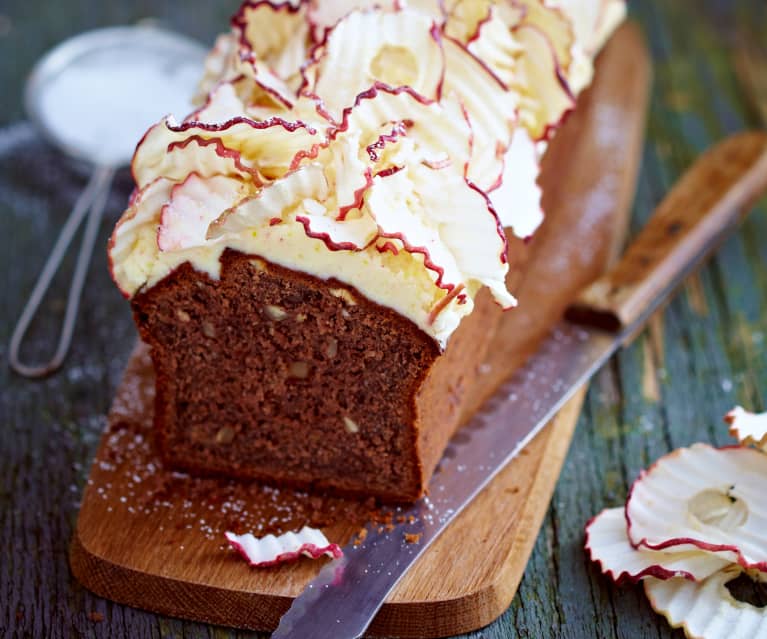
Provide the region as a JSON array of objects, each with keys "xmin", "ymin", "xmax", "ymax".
[
  {"xmin": 404, "ymin": 532, "xmax": 422, "ymax": 544},
  {"xmin": 353, "ymin": 527, "xmax": 368, "ymax": 546},
  {"xmin": 88, "ymin": 611, "xmax": 104, "ymax": 623}
]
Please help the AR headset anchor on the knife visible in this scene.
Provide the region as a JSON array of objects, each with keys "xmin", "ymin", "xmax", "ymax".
[{"xmin": 272, "ymin": 131, "xmax": 767, "ymax": 639}]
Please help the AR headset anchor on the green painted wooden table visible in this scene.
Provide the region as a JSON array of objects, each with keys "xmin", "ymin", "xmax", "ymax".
[{"xmin": 2, "ymin": 1, "xmax": 767, "ymax": 637}]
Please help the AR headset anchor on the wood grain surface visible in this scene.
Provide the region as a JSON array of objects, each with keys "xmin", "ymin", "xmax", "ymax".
[
  {"xmin": 3, "ymin": 2, "xmax": 767, "ymax": 638},
  {"xmin": 68, "ymin": 23, "xmax": 649, "ymax": 637}
]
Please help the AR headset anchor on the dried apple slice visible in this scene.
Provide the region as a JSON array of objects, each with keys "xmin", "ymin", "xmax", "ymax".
[
  {"xmin": 644, "ymin": 567, "xmax": 767, "ymax": 639},
  {"xmin": 547, "ymin": 0, "xmax": 626, "ymax": 94},
  {"xmin": 725, "ymin": 406, "xmax": 767, "ymax": 450},
  {"xmin": 442, "ymin": 37, "xmax": 516, "ymax": 191},
  {"xmin": 566, "ymin": 0, "xmax": 627, "ymax": 56},
  {"xmin": 586, "ymin": 507, "xmax": 731, "ymax": 584},
  {"xmin": 511, "ymin": 24, "xmax": 576, "ymax": 140},
  {"xmin": 368, "ymin": 163, "xmax": 514, "ymax": 310},
  {"xmin": 515, "ymin": 0, "xmax": 574, "ymax": 74},
  {"xmin": 443, "ymin": 0, "xmax": 494, "ymax": 44},
  {"xmin": 156, "ymin": 136, "xmax": 265, "ymax": 185},
  {"xmin": 295, "ymin": 213, "xmax": 378, "ymax": 251},
  {"xmin": 108, "ymin": 178, "xmax": 175, "ymax": 298},
  {"xmin": 339, "ymin": 84, "xmax": 471, "ymax": 174},
  {"xmin": 487, "ymin": 127, "xmax": 543, "ymax": 237},
  {"xmin": 307, "ymin": 0, "xmax": 391, "ymax": 42},
  {"xmin": 158, "ymin": 174, "xmax": 250, "ymax": 252},
  {"xmin": 308, "ymin": 0, "xmax": 444, "ymax": 42},
  {"xmin": 367, "ymin": 169, "xmax": 465, "ymax": 295},
  {"xmin": 209, "ymin": 163, "xmax": 378, "ymax": 251},
  {"xmin": 209, "ymin": 164, "xmax": 328, "ymax": 238},
  {"xmin": 225, "ymin": 526, "xmax": 343, "ymax": 568},
  {"xmin": 410, "ymin": 164, "xmax": 513, "ymax": 307},
  {"xmin": 231, "ymin": 0, "xmax": 310, "ymax": 84},
  {"xmin": 463, "ymin": 5, "xmax": 525, "ymax": 88},
  {"xmin": 196, "ymin": 33, "xmax": 239, "ymax": 102},
  {"xmin": 591, "ymin": 0, "xmax": 627, "ymax": 54},
  {"xmin": 626, "ymin": 443, "xmax": 767, "ymax": 570},
  {"xmin": 235, "ymin": 55, "xmax": 298, "ymax": 110},
  {"xmin": 302, "ymin": 9, "xmax": 445, "ymax": 121},
  {"xmin": 133, "ymin": 111, "xmax": 320, "ymax": 187}
]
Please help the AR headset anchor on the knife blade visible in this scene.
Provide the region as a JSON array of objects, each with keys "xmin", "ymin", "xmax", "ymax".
[{"xmin": 272, "ymin": 131, "xmax": 767, "ymax": 639}]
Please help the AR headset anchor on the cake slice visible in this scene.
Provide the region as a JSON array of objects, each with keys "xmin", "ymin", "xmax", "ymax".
[{"xmin": 109, "ymin": 0, "xmax": 625, "ymax": 501}]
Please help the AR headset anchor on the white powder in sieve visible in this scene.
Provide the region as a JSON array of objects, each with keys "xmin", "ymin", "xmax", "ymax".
[{"xmin": 38, "ymin": 40, "xmax": 202, "ymax": 167}]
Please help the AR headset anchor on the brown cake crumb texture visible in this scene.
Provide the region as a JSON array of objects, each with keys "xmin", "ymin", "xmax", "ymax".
[
  {"xmin": 97, "ymin": 345, "xmax": 383, "ymax": 539},
  {"xmin": 132, "ymin": 249, "xmax": 500, "ymax": 502}
]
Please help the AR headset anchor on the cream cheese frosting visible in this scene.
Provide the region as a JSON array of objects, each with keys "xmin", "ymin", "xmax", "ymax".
[{"xmin": 109, "ymin": 0, "xmax": 625, "ymax": 348}]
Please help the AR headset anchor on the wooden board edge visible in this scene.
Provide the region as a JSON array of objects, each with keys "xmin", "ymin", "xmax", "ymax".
[{"xmin": 70, "ymin": 531, "xmax": 290, "ymax": 631}]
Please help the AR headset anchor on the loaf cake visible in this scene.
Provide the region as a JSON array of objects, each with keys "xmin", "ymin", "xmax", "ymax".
[{"xmin": 109, "ymin": 0, "xmax": 626, "ymax": 501}]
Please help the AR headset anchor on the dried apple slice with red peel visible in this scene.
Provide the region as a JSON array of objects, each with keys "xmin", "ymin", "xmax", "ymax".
[
  {"xmin": 196, "ymin": 33, "xmax": 240, "ymax": 103},
  {"xmin": 225, "ymin": 526, "xmax": 342, "ymax": 568},
  {"xmin": 443, "ymin": 0, "xmax": 495, "ymax": 44},
  {"xmin": 442, "ymin": 36, "xmax": 515, "ymax": 191},
  {"xmin": 367, "ymin": 169, "xmax": 465, "ymax": 294},
  {"xmin": 231, "ymin": 0, "xmax": 310, "ymax": 83},
  {"xmin": 319, "ymin": 134, "xmax": 373, "ymax": 219},
  {"xmin": 307, "ymin": 0, "xmax": 393, "ymax": 42},
  {"xmin": 208, "ymin": 164, "xmax": 328, "ymax": 238},
  {"xmin": 591, "ymin": 0, "xmax": 627, "ymax": 54},
  {"xmin": 464, "ymin": 5, "xmax": 525, "ymax": 88},
  {"xmin": 156, "ymin": 136, "xmax": 265, "ymax": 185},
  {"xmin": 132, "ymin": 111, "xmax": 320, "ymax": 187},
  {"xmin": 301, "ymin": 9, "xmax": 445, "ymax": 122},
  {"xmin": 410, "ymin": 164, "xmax": 513, "ymax": 307},
  {"xmin": 511, "ymin": 24, "xmax": 575, "ymax": 141},
  {"xmin": 308, "ymin": 0, "xmax": 445, "ymax": 42},
  {"xmin": 586, "ymin": 507, "xmax": 731, "ymax": 584},
  {"xmin": 338, "ymin": 84, "xmax": 471, "ymax": 174},
  {"xmin": 626, "ymin": 444, "xmax": 767, "ymax": 571},
  {"xmin": 514, "ymin": 0, "xmax": 574, "ymax": 73},
  {"xmin": 644, "ymin": 567, "xmax": 767, "ymax": 639},
  {"xmin": 208, "ymin": 163, "xmax": 378, "ymax": 251},
  {"xmin": 234, "ymin": 55, "xmax": 297, "ymax": 110},
  {"xmin": 157, "ymin": 174, "xmax": 250, "ymax": 252},
  {"xmin": 487, "ymin": 127, "xmax": 543, "ymax": 238},
  {"xmin": 725, "ymin": 406, "xmax": 767, "ymax": 450},
  {"xmin": 108, "ymin": 178, "xmax": 175, "ymax": 298},
  {"xmin": 368, "ymin": 164, "xmax": 514, "ymax": 309},
  {"xmin": 295, "ymin": 213, "xmax": 378, "ymax": 251}
]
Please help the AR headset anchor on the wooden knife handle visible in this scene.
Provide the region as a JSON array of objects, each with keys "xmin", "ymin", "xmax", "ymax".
[{"xmin": 565, "ymin": 131, "xmax": 767, "ymax": 334}]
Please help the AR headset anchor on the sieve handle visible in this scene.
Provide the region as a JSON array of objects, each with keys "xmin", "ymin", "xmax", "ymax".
[{"xmin": 9, "ymin": 165, "xmax": 115, "ymax": 378}]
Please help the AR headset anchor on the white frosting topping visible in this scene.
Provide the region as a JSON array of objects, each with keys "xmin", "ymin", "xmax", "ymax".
[{"xmin": 110, "ymin": 0, "xmax": 624, "ymax": 347}]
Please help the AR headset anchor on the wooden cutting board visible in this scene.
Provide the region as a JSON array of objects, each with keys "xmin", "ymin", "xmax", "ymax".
[{"xmin": 70, "ymin": 23, "xmax": 650, "ymax": 638}]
